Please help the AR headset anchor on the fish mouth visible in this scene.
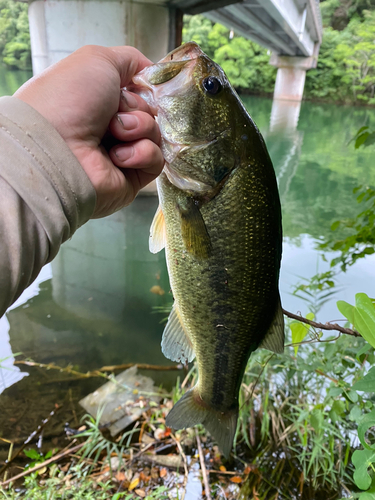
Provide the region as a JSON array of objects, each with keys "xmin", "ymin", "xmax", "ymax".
[
  {"xmin": 129, "ymin": 42, "xmax": 203, "ymax": 111},
  {"xmin": 158, "ymin": 41, "xmax": 203, "ymax": 63}
]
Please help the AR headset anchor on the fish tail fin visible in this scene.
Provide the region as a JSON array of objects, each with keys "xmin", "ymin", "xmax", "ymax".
[{"xmin": 166, "ymin": 387, "xmax": 238, "ymax": 458}]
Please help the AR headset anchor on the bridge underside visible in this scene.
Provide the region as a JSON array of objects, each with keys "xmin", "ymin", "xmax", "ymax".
[{"xmin": 170, "ymin": 0, "xmax": 322, "ymax": 58}]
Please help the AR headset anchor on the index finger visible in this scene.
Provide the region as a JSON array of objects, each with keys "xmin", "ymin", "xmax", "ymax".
[{"xmin": 119, "ymin": 90, "xmax": 155, "ymax": 115}]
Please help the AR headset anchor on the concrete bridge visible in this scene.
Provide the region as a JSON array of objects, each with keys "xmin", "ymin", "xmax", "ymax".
[{"xmin": 27, "ymin": 0, "xmax": 322, "ymax": 102}]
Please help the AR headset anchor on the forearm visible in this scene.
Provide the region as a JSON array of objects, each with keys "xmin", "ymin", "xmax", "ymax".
[{"xmin": 0, "ymin": 96, "xmax": 96, "ymax": 316}]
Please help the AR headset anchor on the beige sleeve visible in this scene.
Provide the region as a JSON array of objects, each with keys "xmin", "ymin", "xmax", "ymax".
[{"xmin": 0, "ymin": 96, "xmax": 96, "ymax": 316}]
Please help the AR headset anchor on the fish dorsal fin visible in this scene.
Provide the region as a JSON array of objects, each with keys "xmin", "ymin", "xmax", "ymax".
[
  {"xmin": 149, "ymin": 205, "xmax": 166, "ymax": 254},
  {"xmin": 161, "ymin": 303, "xmax": 195, "ymax": 364},
  {"xmin": 178, "ymin": 198, "xmax": 212, "ymax": 260},
  {"xmin": 259, "ymin": 297, "xmax": 285, "ymax": 354}
]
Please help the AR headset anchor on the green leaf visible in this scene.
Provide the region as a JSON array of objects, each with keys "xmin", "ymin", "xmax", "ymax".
[
  {"xmin": 348, "ymin": 389, "xmax": 359, "ymax": 402},
  {"xmin": 337, "ymin": 300, "xmax": 355, "ymax": 325},
  {"xmin": 357, "ymin": 343, "xmax": 372, "ymax": 361},
  {"xmin": 332, "ymin": 400, "xmax": 346, "ymax": 416},
  {"xmin": 291, "ymin": 321, "xmax": 310, "ymax": 356},
  {"xmin": 358, "ymin": 410, "xmax": 375, "ymax": 451},
  {"xmin": 354, "ymin": 311, "xmax": 375, "ymax": 350},
  {"xmin": 364, "ymin": 133, "xmax": 375, "ymax": 148},
  {"xmin": 350, "ymin": 406, "xmax": 363, "ymax": 422},
  {"xmin": 357, "ymin": 126, "xmax": 370, "ymax": 135},
  {"xmin": 310, "ymin": 409, "xmax": 323, "ymax": 433},
  {"xmin": 359, "ymin": 492, "xmax": 375, "ymax": 500},
  {"xmin": 355, "ymin": 131, "xmax": 370, "ymax": 149},
  {"xmin": 353, "ymin": 367, "xmax": 375, "ymax": 392},
  {"xmin": 331, "ymin": 220, "xmax": 340, "ymax": 231},
  {"xmin": 353, "ymin": 448, "xmax": 375, "ymax": 490},
  {"xmin": 328, "ymin": 387, "xmax": 343, "ymax": 397},
  {"xmin": 337, "ymin": 294, "xmax": 375, "ymax": 348},
  {"xmin": 24, "ymin": 449, "xmax": 41, "ymax": 460}
]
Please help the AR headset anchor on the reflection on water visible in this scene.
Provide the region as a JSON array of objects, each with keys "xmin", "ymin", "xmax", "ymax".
[
  {"xmin": 2, "ymin": 92, "xmax": 375, "ymax": 441},
  {"xmin": 0, "ymin": 67, "xmax": 32, "ymax": 97}
]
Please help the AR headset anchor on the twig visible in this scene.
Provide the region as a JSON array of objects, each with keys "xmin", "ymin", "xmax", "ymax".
[
  {"xmin": 99, "ymin": 363, "xmax": 183, "ymax": 372},
  {"xmin": 171, "ymin": 434, "xmax": 188, "ymax": 500},
  {"xmin": 0, "ymin": 406, "xmax": 61, "ymax": 476},
  {"xmin": 315, "ymin": 369, "xmax": 339, "ymax": 384},
  {"xmin": 206, "ymin": 469, "xmax": 242, "ymax": 475},
  {"xmin": 0, "ymin": 443, "xmax": 83, "ymax": 487},
  {"xmin": 195, "ymin": 429, "xmax": 210, "ymax": 499},
  {"xmin": 15, "ymin": 360, "xmax": 183, "ymax": 379},
  {"xmin": 282, "ymin": 308, "xmax": 360, "ymax": 337}
]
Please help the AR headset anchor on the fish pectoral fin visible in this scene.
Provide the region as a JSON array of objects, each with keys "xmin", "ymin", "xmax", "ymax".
[
  {"xmin": 149, "ymin": 204, "xmax": 166, "ymax": 254},
  {"xmin": 178, "ymin": 198, "xmax": 212, "ymax": 259},
  {"xmin": 259, "ymin": 296, "xmax": 285, "ymax": 354},
  {"xmin": 161, "ymin": 302, "xmax": 195, "ymax": 364}
]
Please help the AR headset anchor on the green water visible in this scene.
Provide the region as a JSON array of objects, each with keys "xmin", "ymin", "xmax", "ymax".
[
  {"xmin": 0, "ymin": 66, "xmax": 32, "ymax": 96},
  {"xmin": 1, "ymin": 71, "xmax": 375, "ymax": 444}
]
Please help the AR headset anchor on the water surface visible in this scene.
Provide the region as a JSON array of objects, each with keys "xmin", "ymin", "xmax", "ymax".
[{"xmin": 0, "ymin": 66, "xmax": 31, "ymax": 96}]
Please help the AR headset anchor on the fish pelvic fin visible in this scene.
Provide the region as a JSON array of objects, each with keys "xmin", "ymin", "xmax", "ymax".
[
  {"xmin": 161, "ymin": 303, "xmax": 195, "ymax": 364},
  {"xmin": 149, "ymin": 205, "xmax": 166, "ymax": 254},
  {"xmin": 259, "ymin": 295, "xmax": 285, "ymax": 354},
  {"xmin": 166, "ymin": 387, "xmax": 238, "ymax": 459}
]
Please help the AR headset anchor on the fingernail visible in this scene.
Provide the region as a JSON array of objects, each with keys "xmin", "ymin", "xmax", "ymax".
[
  {"xmin": 121, "ymin": 90, "xmax": 138, "ymax": 109},
  {"xmin": 117, "ymin": 113, "xmax": 138, "ymax": 130},
  {"xmin": 114, "ymin": 146, "xmax": 134, "ymax": 162}
]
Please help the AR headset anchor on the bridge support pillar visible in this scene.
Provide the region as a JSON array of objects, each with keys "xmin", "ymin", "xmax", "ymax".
[
  {"xmin": 270, "ymin": 54, "xmax": 316, "ymax": 102},
  {"xmin": 28, "ymin": 0, "xmax": 179, "ymax": 75}
]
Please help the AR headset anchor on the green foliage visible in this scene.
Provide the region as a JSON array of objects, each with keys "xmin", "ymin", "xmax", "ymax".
[
  {"xmin": 0, "ymin": 0, "xmax": 31, "ymax": 70},
  {"xmin": 76, "ymin": 409, "xmax": 139, "ymax": 469},
  {"xmin": 24, "ymin": 448, "xmax": 54, "ymax": 471},
  {"xmin": 320, "ymin": 184, "xmax": 375, "ymax": 270},
  {"xmin": 238, "ymin": 333, "xmax": 374, "ymax": 495},
  {"xmin": 0, "ymin": 463, "xmax": 169, "ymax": 499},
  {"xmin": 320, "ymin": 0, "xmax": 375, "ymax": 30},
  {"xmin": 317, "ymin": 123, "xmax": 375, "ymax": 269},
  {"xmin": 183, "ymin": 15, "xmax": 276, "ymax": 93},
  {"xmin": 305, "ymin": 10, "xmax": 375, "ymax": 104}
]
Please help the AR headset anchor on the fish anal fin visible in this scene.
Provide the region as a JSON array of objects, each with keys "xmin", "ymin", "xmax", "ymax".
[
  {"xmin": 149, "ymin": 205, "xmax": 166, "ymax": 254},
  {"xmin": 178, "ymin": 198, "xmax": 212, "ymax": 260},
  {"xmin": 259, "ymin": 297, "xmax": 285, "ymax": 354},
  {"xmin": 161, "ymin": 303, "xmax": 195, "ymax": 364},
  {"xmin": 166, "ymin": 387, "xmax": 238, "ymax": 459}
]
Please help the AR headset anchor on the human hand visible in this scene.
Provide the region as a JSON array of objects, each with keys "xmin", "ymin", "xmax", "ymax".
[{"xmin": 14, "ymin": 45, "xmax": 164, "ymax": 218}]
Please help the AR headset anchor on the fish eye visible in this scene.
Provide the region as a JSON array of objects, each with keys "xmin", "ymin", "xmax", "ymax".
[{"xmin": 202, "ymin": 76, "xmax": 222, "ymax": 96}]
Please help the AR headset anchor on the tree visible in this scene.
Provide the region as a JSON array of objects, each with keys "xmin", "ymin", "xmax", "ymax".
[{"xmin": 0, "ymin": 0, "xmax": 31, "ymax": 70}]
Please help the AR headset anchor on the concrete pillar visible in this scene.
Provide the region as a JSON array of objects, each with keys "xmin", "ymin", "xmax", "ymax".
[
  {"xmin": 28, "ymin": 0, "xmax": 173, "ymax": 75},
  {"xmin": 270, "ymin": 53, "xmax": 316, "ymax": 102}
]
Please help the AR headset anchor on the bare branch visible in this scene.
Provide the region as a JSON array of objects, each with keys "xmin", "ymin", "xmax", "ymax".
[{"xmin": 282, "ymin": 309, "xmax": 361, "ymax": 337}]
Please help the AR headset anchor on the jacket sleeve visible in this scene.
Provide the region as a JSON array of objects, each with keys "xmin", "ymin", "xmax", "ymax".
[{"xmin": 0, "ymin": 96, "xmax": 96, "ymax": 317}]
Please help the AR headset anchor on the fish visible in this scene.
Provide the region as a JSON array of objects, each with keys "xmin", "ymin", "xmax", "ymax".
[{"xmin": 131, "ymin": 42, "xmax": 284, "ymax": 458}]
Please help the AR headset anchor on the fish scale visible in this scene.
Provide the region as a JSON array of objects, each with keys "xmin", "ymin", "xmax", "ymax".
[{"xmin": 131, "ymin": 41, "xmax": 284, "ymax": 457}]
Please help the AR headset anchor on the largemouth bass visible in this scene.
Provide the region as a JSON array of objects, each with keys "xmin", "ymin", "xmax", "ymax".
[{"xmin": 132, "ymin": 42, "xmax": 284, "ymax": 457}]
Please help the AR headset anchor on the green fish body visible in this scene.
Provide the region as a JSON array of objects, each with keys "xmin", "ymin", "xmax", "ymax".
[{"xmin": 132, "ymin": 42, "xmax": 284, "ymax": 457}]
